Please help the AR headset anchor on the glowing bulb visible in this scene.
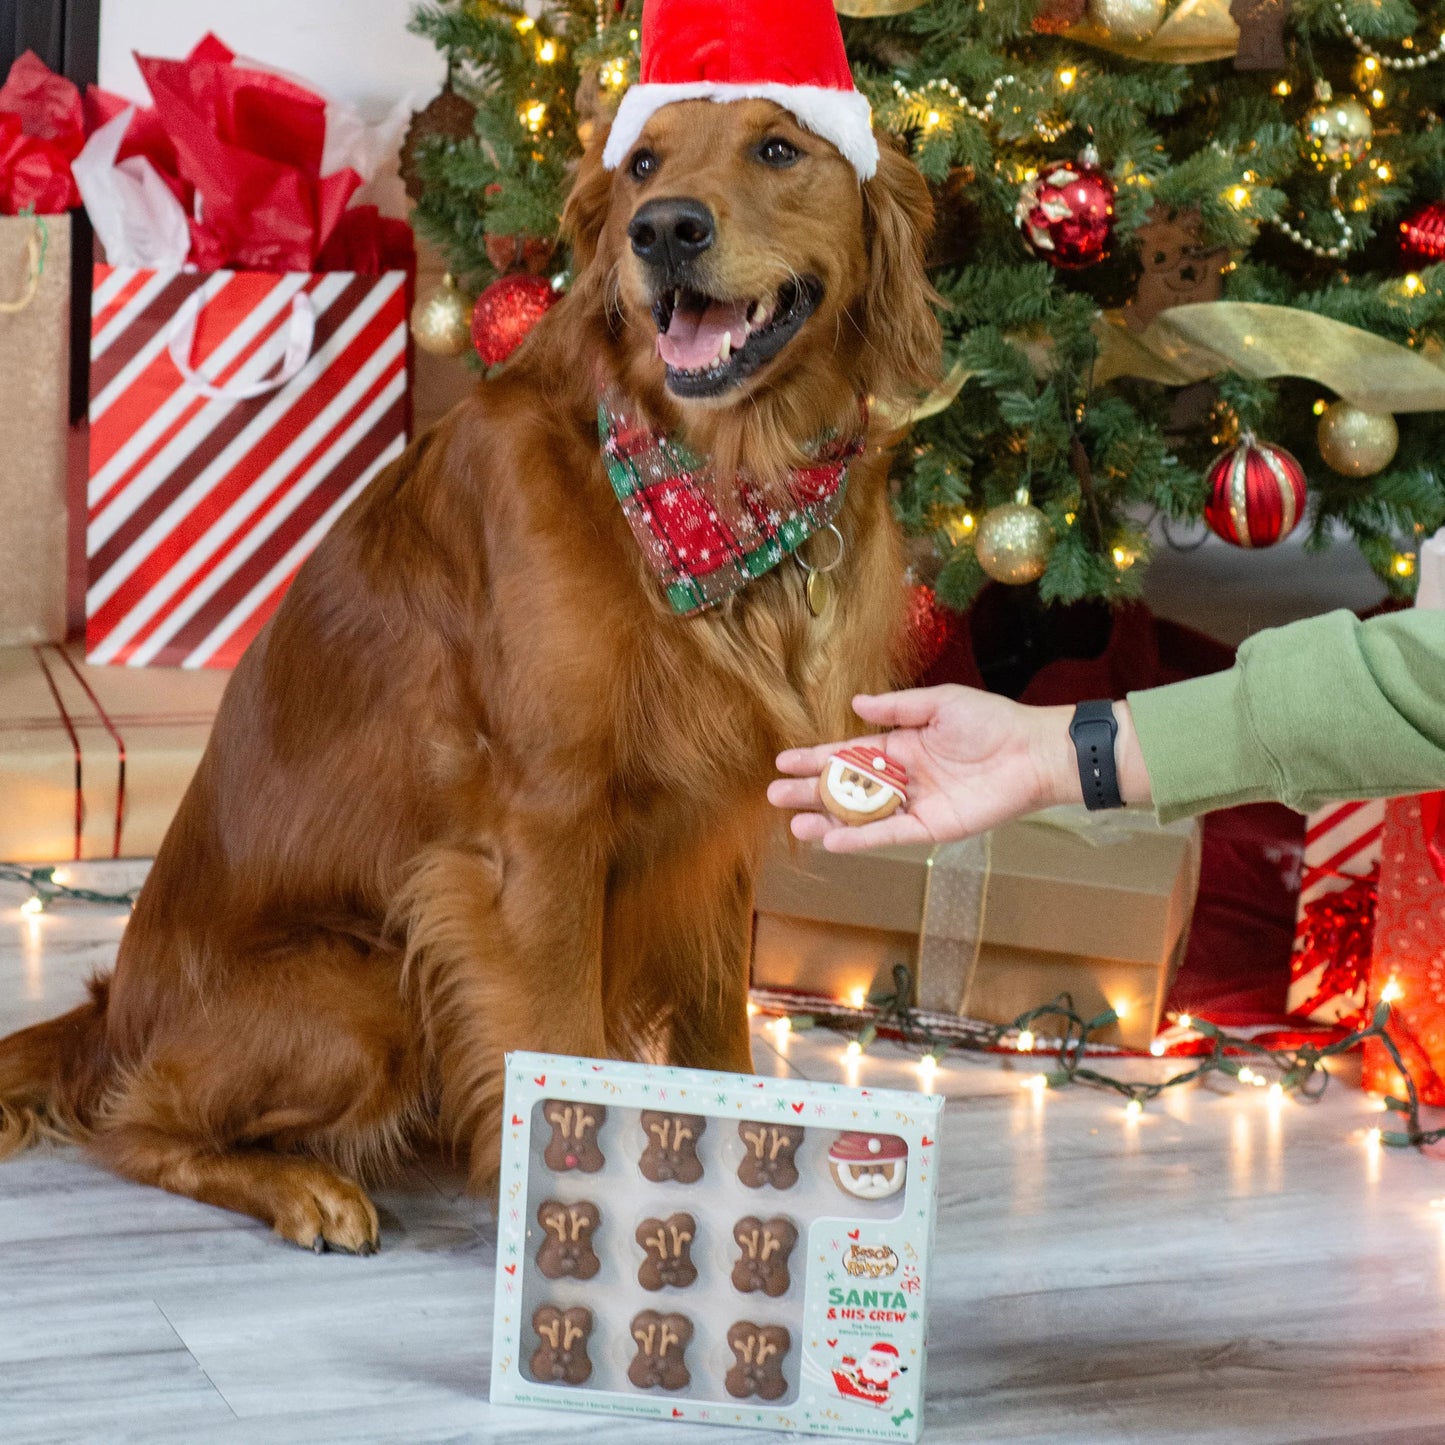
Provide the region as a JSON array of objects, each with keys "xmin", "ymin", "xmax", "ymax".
[
  {"xmin": 1376, "ymin": 162, "xmax": 1393, "ymax": 181},
  {"xmin": 1251, "ymin": 1074, "xmax": 1268, "ymax": 1088},
  {"xmin": 1371, "ymin": 87, "xmax": 1386, "ymax": 107},
  {"xmin": 20, "ymin": 896, "xmax": 44, "ymax": 916},
  {"xmin": 521, "ymin": 101, "xmax": 548, "ymax": 133},
  {"xmin": 1229, "ymin": 185, "xmax": 1250, "ymax": 207},
  {"xmin": 515, "ymin": 15, "xmax": 536, "ymax": 32},
  {"xmin": 1405, "ymin": 273, "xmax": 1424, "ymax": 295},
  {"xmin": 50, "ymin": 868, "xmax": 70, "ymax": 887},
  {"xmin": 924, "ymin": 108, "xmax": 942, "ymax": 130},
  {"xmin": 1149, "ymin": 1039, "xmax": 1166, "ymax": 1057},
  {"xmin": 1275, "ymin": 79, "xmax": 1291, "ymax": 96},
  {"xmin": 1239, "ymin": 1066, "xmax": 1257, "ymax": 1085},
  {"xmin": 600, "ymin": 58, "xmax": 629, "ymax": 90},
  {"xmin": 1057, "ymin": 68, "xmax": 1076, "ymax": 87},
  {"xmin": 537, "ymin": 39, "xmax": 558, "ymax": 63},
  {"xmin": 1112, "ymin": 998, "xmax": 1130, "ymax": 1020},
  {"xmin": 1064, "ymin": 510, "xmax": 1077, "ymax": 525},
  {"xmin": 1268, "ymin": 1082, "xmax": 1284, "ymax": 1099},
  {"xmin": 1177, "ymin": 1014, "xmax": 1193, "ymax": 1031},
  {"xmin": 1126, "ymin": 1099, "xmax": 1143, "ymax": 1117},
  {"xmin": 846, "ymin": 1040, "xmax": 864, "ymax": 1058},
  {"xmin": 1367, "ymin": 1126, "xmax": 1383, "ymax": 1145},
  {"xmin": 1393, "ymin": 553, "xmax": 1418, "ymax": 579},
  {"xmin": 1364, "ymin": 57, "xmax": 1379, "ymax": 72},
  {"xmin": 773, "ymin": 1016, "xmax": 792, "ymax": 1035},
  {"xmin": 848, "ymin": 986, "xmax": 868, "ymax": 1010},
  {"xmin": 1022, "ymin": 1074, "xmax": 1047, "ymax": 1091},
  {"xmin": 1382, "ymin": 976, "xmax": 1404, "ymax": 1003},
  {"xmin": 918, "ymin": 1053, "xmax": 938, "ymax": 1080},
  {"xmin": 746, "ymin": 1000, "xmax": 760, "ymax": 1018},
  {"xmin": 1112, "ymin": 546, "xmax": 1137, "ymax": 571},
  {"xmin": 1312, "ymin": 398, "xmax": 1328, "ymax": 415},
  {"xmin": 1017, "ymin": 1029, "xmax": 1036, "ymax": 1053}
]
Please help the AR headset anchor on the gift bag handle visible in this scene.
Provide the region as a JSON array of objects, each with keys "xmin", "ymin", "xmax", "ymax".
[
  {"xmin": 0, "ymin": 217, "xmax": 46, "ymax": 317},
  {"xmin": 168, "ymin": 287, "xmax": 317, "ymax": 400}
]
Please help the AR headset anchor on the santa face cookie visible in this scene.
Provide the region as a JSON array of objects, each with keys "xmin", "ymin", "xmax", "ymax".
[
  {"xmin": 820, "ymin": 747, "xmax": 908, "ymax": 827},
  {"xmin": 828, "ymin": 1131, "xmax": 908, "ymax": 1201}
]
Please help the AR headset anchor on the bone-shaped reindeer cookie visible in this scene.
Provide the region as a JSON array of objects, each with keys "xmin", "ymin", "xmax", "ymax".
[
  {"xmin": 627, "ymin": 1309, "xmax": 693, "ymax": 1391},
  {"xmin": 638, "ymin": 1111, "xmax": 706, "ymax": 1184},
  {"xmin": 736, "ymin": 1120, "xmax": 804, "ymax": 1190},
  {"xmin": 535, "ymin": 1198, "xmax": 601, "ymax": 1280},
  {"xmin": 530, "ymin": 1305, "xmax": 594, "ymax": 1386},
  {"xmin": 542, "ymin": 1100, "xmax": 606, "ymax": 1173},
  {"xmin": 726, "ymin": 1321, "xmax": 792, "ymax": 1401},
  {"xmin": 731, "ymin": 1215, "xmax": 798, "ymax": 1297},
  {"xmin": 637, "ymin": 1211, "xmax": 698, "ymax": 1290}
]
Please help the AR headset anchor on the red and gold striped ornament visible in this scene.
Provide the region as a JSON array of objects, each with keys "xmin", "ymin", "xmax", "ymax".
[
  {"xmin": 1399, "ymin": 201, "xmax": 1445, "ymax": 267},
  {"xmin": 1203, "ymin": 434, "xmax": 1308, "ymax": 549}
]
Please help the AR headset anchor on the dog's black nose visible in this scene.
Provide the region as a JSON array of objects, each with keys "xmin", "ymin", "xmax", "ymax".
[{"xmin": 628, "ymin": 198, "xmax": 715, "ymax": 271}]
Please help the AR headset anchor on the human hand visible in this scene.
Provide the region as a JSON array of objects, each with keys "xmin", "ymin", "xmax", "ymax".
[{"xmin": 768, "ymin": 687, "xmax": 1144, "ymax": 854}]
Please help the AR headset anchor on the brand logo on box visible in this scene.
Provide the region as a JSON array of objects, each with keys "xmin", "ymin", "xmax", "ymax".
[{"xmin": 843, "ymin": 1242, "xmax": 899, "ymax": 1279}]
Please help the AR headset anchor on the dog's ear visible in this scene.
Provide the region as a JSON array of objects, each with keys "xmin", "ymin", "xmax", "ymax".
[
  {"xmin": 857, "ymin": 138, "xmax": 942, "ymax": 406},
  {"xmin": 562, "ymin": 140, "xmax": 616, "ymax": 278}
]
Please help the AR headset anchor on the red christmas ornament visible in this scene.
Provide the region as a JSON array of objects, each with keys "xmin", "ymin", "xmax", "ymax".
[
  {"xmin": 1399, "ymin": 200, "xmax": 1445, "ymax": 266},
  {"xmin": 471, "ymin": 274, "xmax": 560, "ymax": 367},
  {"xmin": 1014, "ymin": 147, "xmax": 1116, "ymax": 269},
  {"xmin": 1203, "ymin": 434, "xmax": 1308, "ymax": 548},
  {"xmin": 904, "ymin": 582, "xmax": 954, "ymax": 677}
]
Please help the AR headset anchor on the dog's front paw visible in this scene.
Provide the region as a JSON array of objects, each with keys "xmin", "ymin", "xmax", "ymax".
[{"xmin": 270, "ymin": 1166, "xmax": 381, "ymax": 1255}]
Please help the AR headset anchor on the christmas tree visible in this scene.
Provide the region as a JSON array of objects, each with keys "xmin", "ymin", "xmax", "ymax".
[{"xmin": 406, "ymin": 0, "xmax": 1445, "ymax": 610}]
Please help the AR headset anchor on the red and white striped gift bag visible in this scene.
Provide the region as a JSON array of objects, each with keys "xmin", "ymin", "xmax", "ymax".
[
  {"xmin": 85, "ymin": 265, "xmax": 411, "ymax": 669},
  {"xmin": 1286, "ymin": 798, "xmax": 1386, "ymax": 1026}
]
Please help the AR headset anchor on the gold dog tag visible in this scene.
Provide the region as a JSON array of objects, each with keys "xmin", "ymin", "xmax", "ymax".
[{"xmin": 806, "ymin": 569, "xmax": 832, "ymax": 618}]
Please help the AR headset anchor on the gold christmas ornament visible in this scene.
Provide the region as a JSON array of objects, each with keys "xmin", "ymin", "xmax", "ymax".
[
  {"xmin": 411, "ymin": 274, "xmax": 473, "ymax": 357},
  {"xmin": 1316, "ymin": 401, "xmax": 1399, "ymax": 477},
  {"xmin": 975, "ymin": 499, "xmax": 1055, "ymax": 584},
  {"xmin": 1300, "ymin": 81, "xmax": 1373, "ymax": 169},
  {"xmin": 1086, "ymin": 0, "xmax": 1168, "ymax": 42}
]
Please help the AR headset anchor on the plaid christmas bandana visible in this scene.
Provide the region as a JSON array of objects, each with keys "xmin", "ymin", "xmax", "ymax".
[{"xmin": 599, "ymin": 388, "xmax": 863, "ymax": 617}]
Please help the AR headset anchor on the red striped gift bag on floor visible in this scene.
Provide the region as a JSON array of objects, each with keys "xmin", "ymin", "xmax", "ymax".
[{"xmin": 85, "ymin": 265, "xmax": 411, "ymax": 669}]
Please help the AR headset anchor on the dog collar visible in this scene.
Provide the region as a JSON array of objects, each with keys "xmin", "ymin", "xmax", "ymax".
[{"xmin": 598, "ymin": 387, "xmax": 863, "ymax": 618}]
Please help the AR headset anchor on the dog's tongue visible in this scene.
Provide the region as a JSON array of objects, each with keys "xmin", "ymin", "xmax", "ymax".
[{"xmin": 658, "ymin": 297, "xmax": 750, "ymax": 371}]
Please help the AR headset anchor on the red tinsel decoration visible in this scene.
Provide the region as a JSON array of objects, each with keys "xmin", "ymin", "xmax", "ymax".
[
  {"xmin": 472, "ymin": 274, "xmax": 560, "ymax": 367},
  {"xmin": 904, "ymin": 582, "xmax": 954, "ymax": 678},
  {"xmin": 1399, "ymin": 201, "xmax": 1445, "ymax": 267},
  {"xmin": 1289, "ymin": 871, "xmax": 1379, "ymax": 1030}
]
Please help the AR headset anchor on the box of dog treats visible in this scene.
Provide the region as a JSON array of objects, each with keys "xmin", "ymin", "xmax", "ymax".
[{"xmin": 490, "ymin": 1052, "xmax": 944, "ymax": 1442}]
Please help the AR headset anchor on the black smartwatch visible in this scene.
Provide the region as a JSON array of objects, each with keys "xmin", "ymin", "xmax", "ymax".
[{"xmin": 1070, "ymin": 700, "xmax": 1124, "ymax": 812}]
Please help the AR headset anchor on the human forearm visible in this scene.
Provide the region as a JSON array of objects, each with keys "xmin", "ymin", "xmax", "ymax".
[{"xmin": 1028, "ymin": 703, "xmax": 1155, "ymax": 812}]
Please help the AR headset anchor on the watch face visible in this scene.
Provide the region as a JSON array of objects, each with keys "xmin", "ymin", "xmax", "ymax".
[{"xmin": 823, "ymin": 759, "xmax": 904, "ymax": 817}]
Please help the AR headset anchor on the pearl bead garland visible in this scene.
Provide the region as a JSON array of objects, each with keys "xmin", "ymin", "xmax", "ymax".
[
  {"xmin": 1334, "ymin": 3, "xmax": 1445, "ymax": 70},
  {"xmin": 892, "ymin": 76, "xmax": 1073, "ymax": 144},
  {"xmin": 1272, "ymin": 173, "xmax": 1355, "ymax": 260}
]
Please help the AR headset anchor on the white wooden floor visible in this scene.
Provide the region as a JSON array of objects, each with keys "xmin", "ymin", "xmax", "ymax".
[{"xmin": 5, "ymin": 866, "xmax": 1445, "ymax": 1444}]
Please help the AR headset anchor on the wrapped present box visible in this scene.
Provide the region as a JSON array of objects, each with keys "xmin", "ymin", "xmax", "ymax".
[
  {"xmin": 0, "ymin": 643, "xmax": 227, "ymax": 861},
  {"xmin": 753, "ymin": 809, "xmax": 1202, "ymax": 1051}
]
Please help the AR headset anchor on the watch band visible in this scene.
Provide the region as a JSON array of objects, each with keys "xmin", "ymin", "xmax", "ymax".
[{"xmin": 1070, "ymin": 700, "xmax": 1124, "ymax": 812}]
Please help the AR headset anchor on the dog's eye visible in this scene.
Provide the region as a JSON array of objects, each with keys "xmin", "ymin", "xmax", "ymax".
[
  {"xmin": 630, "ymin": 149, "xmax": 659, "ymax": 181},
  {"xmin": 757, "ymin": 137, "xmax": 800, "ymax": 168}
]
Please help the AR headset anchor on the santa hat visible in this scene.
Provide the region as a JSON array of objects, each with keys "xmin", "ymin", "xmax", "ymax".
[
  {"xmin": 829, "ymin": 1131, "xmax": 909, "ymax": 1164},
  {"xmin": 868, "ymin": 1342, "xmax": 900, "ymax": 1358},
  {"xmin": 602, "ymin": 0, "xmax": 879, "ymax": 182},
  {"xmin": 830, "ymin": 748, "xmax": 909, "ymax": 798}
]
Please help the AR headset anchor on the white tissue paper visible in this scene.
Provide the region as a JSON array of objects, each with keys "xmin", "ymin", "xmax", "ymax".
[
  {"xmin": 1416, "ymin": 527, "xmax": 1445, "ymax": 612},
  {"xmin": 72, "ymin": 108, "xmax": 191, "ymax": 270}
]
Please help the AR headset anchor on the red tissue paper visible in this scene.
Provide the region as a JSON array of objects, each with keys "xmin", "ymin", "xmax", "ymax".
[{"xmin": 0, "ymin": 52, "xmax": 84, "ymax": 214}]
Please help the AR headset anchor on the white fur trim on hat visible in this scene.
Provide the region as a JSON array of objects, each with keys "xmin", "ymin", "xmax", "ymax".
[{"xmin": 602, "ymin": 82, "xmax": 879, "ymax": 181}]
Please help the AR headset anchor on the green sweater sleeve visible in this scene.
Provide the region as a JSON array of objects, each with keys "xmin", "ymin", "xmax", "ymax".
[{"xmin": 1127, "ymin": 609, "xmax": 1445, "ymax": 822}]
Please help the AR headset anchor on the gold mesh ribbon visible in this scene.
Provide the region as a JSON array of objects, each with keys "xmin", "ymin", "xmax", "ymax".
[
  {"xmin": 1094, "ymin": 302, "xmax": 1445, "ymax": 413},
  {"xmin": 1063, "ymin": 0, "xmax": 1240, "ymax": 63},
  {"xmin": 836, "ymin": 0, "xmax": 930, "ymax": 13},
  {"xmin": 916, "ymin": 835, "xmax": 992, "ymax": 1014}
]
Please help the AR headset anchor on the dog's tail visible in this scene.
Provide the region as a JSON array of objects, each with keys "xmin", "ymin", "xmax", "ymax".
[{"xmin": 0, "ymin": 975, "xmax": 112, "ymax": 1161}]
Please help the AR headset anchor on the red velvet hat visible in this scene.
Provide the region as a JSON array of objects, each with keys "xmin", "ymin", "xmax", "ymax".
[{"xmin": 602, "ymin": 0, "xmax": 879, "ymax": 181}]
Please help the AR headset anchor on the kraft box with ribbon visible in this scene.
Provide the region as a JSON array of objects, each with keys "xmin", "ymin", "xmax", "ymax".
[
  {"xmin": 752, "ymin": 810, "xmax": 1203, "ymax": 1051},
  {"xmin": 0, "ymin": 642, "xmax": 228, "ymax": 861}
]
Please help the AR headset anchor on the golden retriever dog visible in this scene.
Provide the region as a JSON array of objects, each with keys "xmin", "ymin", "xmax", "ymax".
[{"xmin": 0, "ymin": 100, "xmax": 939, "ymax": 1251}]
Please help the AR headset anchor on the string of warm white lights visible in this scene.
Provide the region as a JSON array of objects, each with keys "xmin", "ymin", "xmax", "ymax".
[
  {"xmin": 891, "ymin": 75, "xmax": 1073, "ymax": 146},
  {"xmin": 1334, "ymin": 3, "xmax": 1445, "ymax": 71},
  {"xmin": 758, "ymin": 967, "xmax": 1445, "ymax": 1149}
]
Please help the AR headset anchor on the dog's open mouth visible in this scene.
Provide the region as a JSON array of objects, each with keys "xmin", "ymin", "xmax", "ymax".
[{"xmin": 652, "ymin": 278, "xmax": 822, "ymax": 398}]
